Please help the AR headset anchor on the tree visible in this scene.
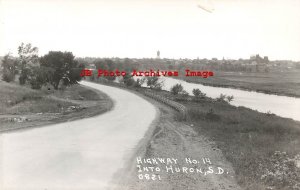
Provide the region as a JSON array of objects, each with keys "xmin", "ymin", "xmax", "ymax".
[
  {"xmin": 122, "ymin": 72, "xmax": 135, "ymax": 86},
  {"xmin": 134, "ymin": 77, "xmax": 145, "ymax": 88},
  {"xmin": 226, "ymin": 95, "xmax": 234, "ymax": 102},
  {"xmin": 192, "ymin": 88, "xmax": 201, "ymax": 97},
  {"xmin": 40, "ymin": 51, "xmax": 83, "ymax": 89},
  {"xmin": 28, "ymin": 66, "xmax": 54, "ymax": 89},
  {"xmin": 180, "ymin": 90, "xmax": 189, "ymax": 100},
  {"xmin": 170, "ymin": 83, "xmax": 183, "ymax": 95},
  {"xmin": 146, "ymin": 77, "xmax": 163, "ymax": 90},
  {"xmin": 94, "ymin": 59, "xmax": 117, "ymax": 81},
  {"xmin": 192, "ymin": 88, "xmax": 206, "ymax": 100},
  {"xmin": 17, "ymin": 43, "xmax": 39, "ymax": 85},
  {"xmin": 1, "ymin": 54, "xmax": 17, "ymax": 82},
  {"xmin": 216, "ymin": 93, "xmax": 226, "ymax": 102}
]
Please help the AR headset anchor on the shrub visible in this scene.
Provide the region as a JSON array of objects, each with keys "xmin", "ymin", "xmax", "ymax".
[
  {"xmin": 1, "ymin": 54, "xmax": 17, "ymax": 82},
  {"xmin": 175, "ymin": 90, "xmax": 190, "ymax": 101},
  {"xmin": 146, "ymin": 77, "xmax": 163, "ymax": 90},
  {"xmin": 192, "ymin": 88, "xmax": 206, "ymax": 101},
  {"xmin": 19, "ymin": 68, "xmax": 29, "ymax": 85},
  {"xmin": 28, "ymin": 66, "xmax": 48, "ymax": 89},
  {"xmin": 216, "ymin": 94, "xmax": 234, "ymax": 103},
  {"xmin": 216, "ymin": 93, "xmax": 227, "ymax": 102},
  {"xmin": 192, "ymin": 88, "xmax": 201, "ymax": 97},
  {"xmin": 226, "ymin": 95, "xmax": 234, "ymax": 102},
  {"xmin": 133, "ymin": 78, "xmax": 145, "ymax": 88},
  {"xmin": 2, "ymin": 70, "xmax": 15, "ymax": 82},
  {"xmin": 170, "ymin": 83, "xmax": 183, "ymax": 95},
  {"xmin": 124, "ymin": 77, "xmax": 135, "ymax": 87}
]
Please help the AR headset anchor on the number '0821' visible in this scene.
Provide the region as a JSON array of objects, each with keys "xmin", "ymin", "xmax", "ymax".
[{"xmin": 138, "ymin": 174, "xmax": 161, "ymax": 181}]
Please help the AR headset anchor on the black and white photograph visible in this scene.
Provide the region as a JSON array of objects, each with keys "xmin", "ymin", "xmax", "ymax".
[{"xmin": 0, "ymin": 0, "xmax": 300, "ymax": 189}]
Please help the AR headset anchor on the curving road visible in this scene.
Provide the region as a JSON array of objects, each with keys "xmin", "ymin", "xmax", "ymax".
[{"xmin": 0, "ymin": 81, "xmax": 157, "ymax": 189}]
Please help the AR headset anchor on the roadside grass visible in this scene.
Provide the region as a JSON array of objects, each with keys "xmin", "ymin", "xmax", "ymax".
[
  {"xmin": 183, "ymin": 99, "xmax": 300, "ymax": 190},
  {"xmin": 76, "ymin": 80, "xmax": 300, "ymax": 189},
  {"xmin": 0, "ymin": 81, "xmax": 76, "ymax": 114},
  {"xmin": 0, "ymin": 81, "xmax": 112, "ymax": 132},
  {"xmin": 135, "ymin": 84, "xmax": 300, "ymax": 189},
  {"xmin": 52, "ymin": 84, "xmax": 103, "ymax": 101}
]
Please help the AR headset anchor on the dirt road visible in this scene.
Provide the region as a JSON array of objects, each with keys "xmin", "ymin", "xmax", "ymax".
[{"xmin": 0, "ymin": 81, "xmax": 157, "ymax": 189}]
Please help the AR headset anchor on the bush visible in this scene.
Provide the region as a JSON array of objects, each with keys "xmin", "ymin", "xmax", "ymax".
[
  {"xmin": 226, "ymin": 95, "xmax": 234, "ymax": 102},
  {"xmin": 19, "ymin": 68, "xmax": 29, "ymax": 85},
  {"xmin": 28, "ymin": 67, "xmax": 47, "ymax": 89},
  {"xmin": 192, "ymin": 88, "xmax": 201, "ymax": 96},
  {"xmin": 2, "ymin": 70, "xmax": 15, "ymax": 82},
  {"xmin": 192, "ymin": 88, "xmax": 206, "ymax": 100},
  {"xmin": 170, "ymin": 83, "xmax": 183, "ymax": 95},
  {"xmin": 216, "ymin": 93, "xmax": 226, "ymax": 102},
  {"xmin": 146, "ymin": 77, "xmax": 163, "ymax": 90},
  {"xmin": 133, "ymin": 78, "xmax": 145, "ymax": 88},
  {"xmin": 124, "ymin": 77, "xmax": 135, "ymax": 87},
  {"xmin": 216, "ymin": 94, "xmax": 234, "ymax": 103},
  {"xmin": 1, "ymin": 54, "xmax": 17, "ymax": 82},
  {"xmin": 175, "ymin": 90, "xmax": 190, "ymax": 101}
]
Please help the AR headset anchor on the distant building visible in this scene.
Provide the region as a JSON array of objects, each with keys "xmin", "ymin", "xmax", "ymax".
[
  {"xmin": 248, "ymin": 54, "xmax": 269, "ymax": 72},
  {"xmin": 86, "ymin": 63, "xmax": 96, "ymax": 70},
  {"xmin": 156, "ymin": 50, "xmax": 160, "ymax": 59}
]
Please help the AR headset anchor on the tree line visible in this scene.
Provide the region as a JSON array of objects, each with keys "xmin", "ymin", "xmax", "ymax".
[{"xmin": 1, "ymin": 43, "xmax": 84, "ymax": 90}]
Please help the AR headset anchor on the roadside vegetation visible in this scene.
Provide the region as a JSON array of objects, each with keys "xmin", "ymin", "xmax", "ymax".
[
  {"xmin": 76, "ymin": 56, "xmax": 300, "ymax": 97},
  {"xmin": 184, "ymin": 96, "xmax": 300, "ymax": 190},
  {"xmin": 97, "ymin": 77, "xmax": 300, "ymax": 190},
  {"xmin": 2, "ymin": 43, "xmax": 299, "ymax": 189},
  {"xmin": 1, "ymin": 43, "xmax": 84, "ymax": 90},
  {"xmin": 0, "ymin": 43, "xmax": 112, "ymax": 132},
  {"xmin": 0, "ymin": 81, "xmax": 112, "ymax": 132},
  {"xmin": 169, "ymin": 85, "xmax": 300, "ymax": 190}
]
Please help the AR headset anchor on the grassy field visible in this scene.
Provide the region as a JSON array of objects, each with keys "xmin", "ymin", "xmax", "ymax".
[
  {"xmin": 180, "ymin": 70, "xmax": 300, "ymax": 98},
  {"xmin": 0, "ymin": 81, "xmax": 113, "ymax": 132}
]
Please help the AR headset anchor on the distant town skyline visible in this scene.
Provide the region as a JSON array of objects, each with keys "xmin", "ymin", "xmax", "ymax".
[{"xmin": 1, "ymin": 0, "xmax": 300, "ymax": 61}]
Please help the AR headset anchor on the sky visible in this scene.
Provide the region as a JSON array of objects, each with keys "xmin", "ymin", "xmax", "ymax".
[{"xmin": 0, "ymin": 0, "xmax": 300, "ymax": 61}]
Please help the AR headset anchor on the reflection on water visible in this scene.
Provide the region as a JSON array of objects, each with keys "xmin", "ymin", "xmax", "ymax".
[{"xmin": 160, "ymin": 77, "xmax": 300, "ymax": 121}]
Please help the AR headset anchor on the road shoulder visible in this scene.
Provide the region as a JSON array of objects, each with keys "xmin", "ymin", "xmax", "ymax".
[{"xmin": 110, "ymin": 91, "xmax": 241, "ymax": 190}]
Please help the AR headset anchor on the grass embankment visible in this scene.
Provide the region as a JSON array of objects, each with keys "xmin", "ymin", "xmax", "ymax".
[
  {"xmin": 142, "ymin": 88, "xmax": 300, "ymax": 190},
  {"xmin": 180, "ymin": 71, "xmax": 300, "ymax": 98},
  {"xmin": 0, "ymin": 81, "xmax": 112, "ymax": 132},
  {"xmin": 79, "ymin": 80, "xmax": 300, "ymax": 189},
  {"xmin": 184, "ymin": 100, "xmax": 300, "ymax": 190}
]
